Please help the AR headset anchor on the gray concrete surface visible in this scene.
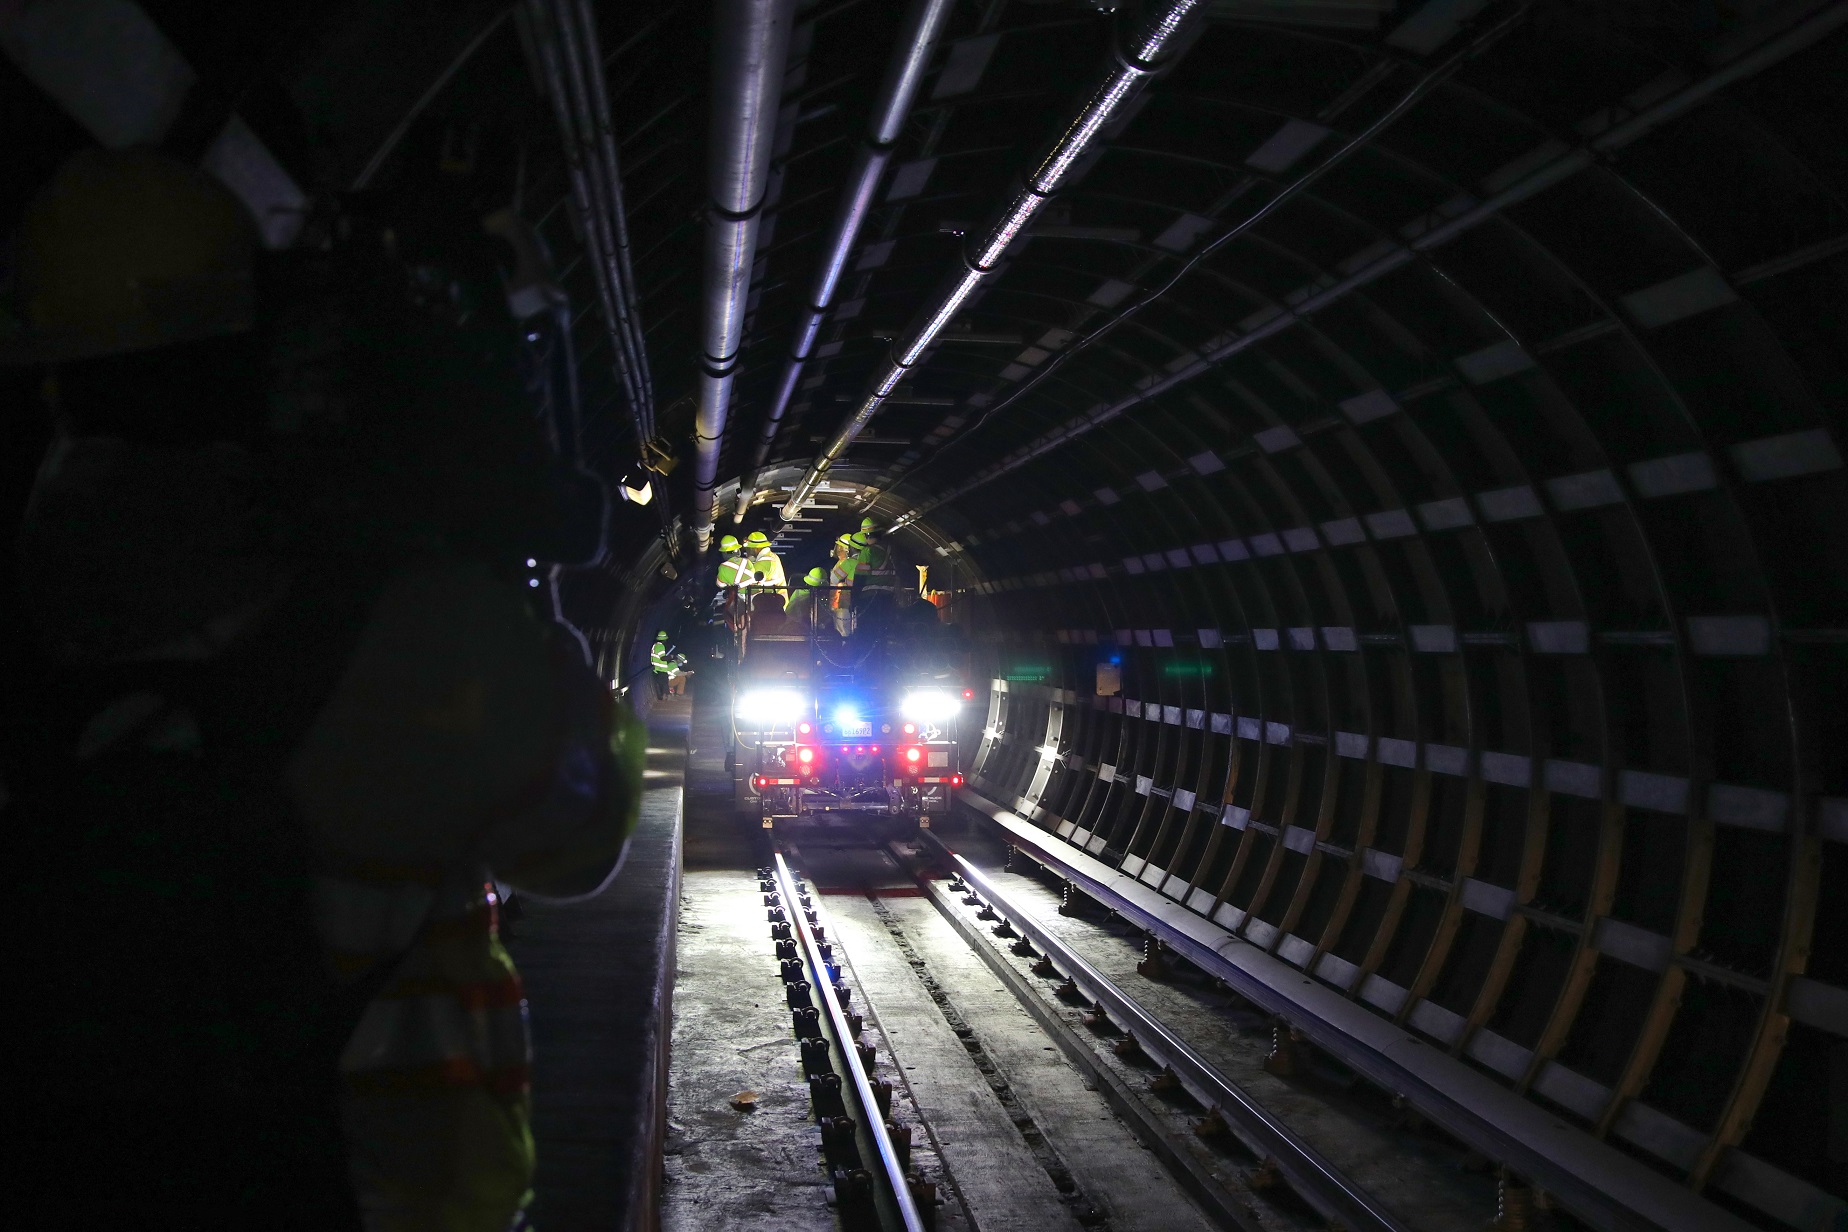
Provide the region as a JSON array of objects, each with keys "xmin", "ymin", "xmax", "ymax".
[
  {"xmin": 942, "ymin": 831, "xmax": 1499, "ymax": 1232},
  {"xmin": 836, "ymin": 891, "xmax": 1221, "ymax": 1232},
  {"xmin": 664, "ymin": 678, "xmax": 837, "ymax": 1232}
]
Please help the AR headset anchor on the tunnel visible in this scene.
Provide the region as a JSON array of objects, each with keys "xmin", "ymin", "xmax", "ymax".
[{"xmin": 5, "ymin": 1, "xmax": 1847, "ymax": 1230}]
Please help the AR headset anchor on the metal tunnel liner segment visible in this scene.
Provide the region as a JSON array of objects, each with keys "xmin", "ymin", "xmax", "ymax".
[
  {"xmin": 889, "ymin": 0, "xmax": 1848, "ymax": 529},
  {"xmin": 957, "ymin": 788, "xmax": 1760, "ymax": 1232}
]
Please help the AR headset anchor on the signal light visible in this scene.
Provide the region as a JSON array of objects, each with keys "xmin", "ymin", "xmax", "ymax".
[
  {"xmin": 962, "ymin": 688, "xmax": 974, "ymax": 700},
  {"xmin": 797, "ymin": 720, "xmax": 813, "ymax": 736},
  {"xmin": 797, "ymin": 746, "xmax": 815, "ymax": 765},
  {"xmin": 951, "ymin": 773, "xmax": 964, "ymax": 787},
  {"xmin": 902, "ymin": 722, "xmax": 916, "ymax": 736},
  {"xmin": 754, "ymin": 775, "xmax": 766, "ymax": 788},
  {"xmin": 903, "ymin": 746, "xmax": 922, "ymax": 772}
]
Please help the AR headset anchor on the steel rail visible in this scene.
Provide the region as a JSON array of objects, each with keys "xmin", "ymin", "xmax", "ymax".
[
  {"xmin": 890, "ymin": 0, "xmax": 1848, "ymax": 530},
  {"xmin": 922, "ymin": 835, "xmax": 1413, "ymax": 1232},
  {"xmin": 954, "ymin": 789, "xmax": 1758, "ymax": 1232},
  {"xmin": 778, "ymin": 0, "xmax": 1207, "ymax": 521},
  {"xmin": 772, "ymin": 853, "xmax": 928, "ymax": 1232}
]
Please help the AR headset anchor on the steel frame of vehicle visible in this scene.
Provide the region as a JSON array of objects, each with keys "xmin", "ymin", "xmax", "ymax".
[{"xmin": 730, "ymin": 598, "xmax": 968, "ymax": 832}]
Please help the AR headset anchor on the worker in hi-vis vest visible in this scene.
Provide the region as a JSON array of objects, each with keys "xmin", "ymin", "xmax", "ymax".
[
  {"xmin": 650, "ymin": 630, "xmax": 676, "ymax": 699},
  {"xmin": 742, "ymin": 530, "xmax": 786, "ymax": 600},
  {"xmin": 715, "ymin": 534, "xmax": 745, "ymax": 589},
  {"xmin": 828, "ymin": 532, "xmax": 859, "ymax": 637},
  {"xmin": 786, "ymin": 567, "xmax": 826, "ymax": 626}
]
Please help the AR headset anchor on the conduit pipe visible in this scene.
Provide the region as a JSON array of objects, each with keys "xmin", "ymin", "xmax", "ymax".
[
  {"xmin": 525, "ymin": 0, "xmax": 654, "ymax": 443},
  {"xmin": 691, "ymin": 0, "xmax": 798, "ymax": 551},
  {"xmin": 778, "ymin": 0, "xmax": 1205, "ymax": 521},
  {"xmin": 891, "ymin": 0, "xmax": 1848, "ymax": 530},
  {"xmin": 729, "ymin": 0, "xmax": 958, "ymax": 523}
]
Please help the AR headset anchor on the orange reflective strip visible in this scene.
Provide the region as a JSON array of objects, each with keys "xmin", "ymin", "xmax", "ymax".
[{"xmin": 344, "ymin": 1058, "xmax": 531, "ymax": 1098}]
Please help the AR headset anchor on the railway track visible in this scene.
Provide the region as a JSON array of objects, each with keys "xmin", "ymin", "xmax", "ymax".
[{"xmin": 757, "ymin": 834, "xmax": 1469, "ymax": 1232}]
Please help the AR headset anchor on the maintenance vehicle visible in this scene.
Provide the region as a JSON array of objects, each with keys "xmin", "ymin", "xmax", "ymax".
[{"xmin": 726, "ymin": 585, "xmax": 969, "ymax": 838}]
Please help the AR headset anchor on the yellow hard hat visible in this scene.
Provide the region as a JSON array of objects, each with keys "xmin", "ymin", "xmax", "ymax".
[
  {"xmin": 719, "ymin": 534, "xmax": 740, "ymax": 553},
  {"xmin": 804, "ymin": 567, "xmax": 825, "ymax": 586},
  {"xmin": 850, "ymin": 531, "xmax": 869, "ymax": 549},
  {"xmin": 745, "ymin": 530, "xmax": 771, "ymax": 550},
  {"xmin": 860, "ymin": 516, "xmax": 878, "ymax": 533},
  {"xmin": 6, "ymin": 149, "xmax": 258, "ymax": 365}
]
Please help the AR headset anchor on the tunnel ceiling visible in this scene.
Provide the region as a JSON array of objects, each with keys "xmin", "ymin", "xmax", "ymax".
[{"xmin": 8, "ymin": 0, "xmax": 1848, "ymax": 1226}]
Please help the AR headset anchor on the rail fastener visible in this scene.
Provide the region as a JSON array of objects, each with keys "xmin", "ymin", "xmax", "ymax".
[{"xmin": 925, "ymin": 836, "xmax": 1416, "ymax": 1232}]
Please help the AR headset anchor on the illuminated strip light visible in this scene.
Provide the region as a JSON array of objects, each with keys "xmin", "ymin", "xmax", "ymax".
[
  {"xmin": 890, "ymin": 0, "xmax": 1848, "ymax": 531},
  {"xmin": 777, "ymin": 0, "xmax": 1205, "ymax": 519}
]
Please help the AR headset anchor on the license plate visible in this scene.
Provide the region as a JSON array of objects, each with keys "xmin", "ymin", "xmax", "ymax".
[{"xmin": 839, "ymin": 722, "xmax": 872, "ymax": 737}]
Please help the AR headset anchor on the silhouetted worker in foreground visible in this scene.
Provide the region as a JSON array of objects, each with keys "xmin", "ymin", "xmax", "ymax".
[{"xmin": 7, "ymin": 148, "xmax": 643, "ymax": 1231}]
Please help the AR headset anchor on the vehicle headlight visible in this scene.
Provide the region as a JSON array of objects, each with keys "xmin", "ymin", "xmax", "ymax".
[
  {"xmin": 900, "ymin": 689, "xmax": 960, "ymax": 723},
  {"xmin": 737, "ymin": 688, "xmax": 806, "ymax": 726}
]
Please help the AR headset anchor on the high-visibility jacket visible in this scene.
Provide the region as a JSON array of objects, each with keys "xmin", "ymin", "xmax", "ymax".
[
  {"xmin": 715, "ymin": 553, "xmax": 746, "ymax": 588},
  {"xmin": 289, "ymin": 558, "xmax": 641, "ymax": 1232},
  {"xmin": 785, "ymin": 586, "xmax": 819, "ymax": 623},
  {"xmin": 747, "ymin": 548, "xmax": 786, "ymax": 591},
  {"xmin": 855, "ymin": 541, "xmax": 896, "ymax": 594},
  {"xmin": 828, "ymin": 556, "xmax": 858, "ymax": 609},
  {"xmin": 650, "ymin": 639, "xmax": 675, "ymax": 673}
]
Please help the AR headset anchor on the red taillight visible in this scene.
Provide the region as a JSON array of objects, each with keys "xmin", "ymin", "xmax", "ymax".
[
  {"xmin": 951, "ymin": 773, "xmax": 964, "ymax": 787},
  {"xmin": 797, "ymin": 746, "xmax": 815, "ymax": 765},
  {"xmin": 904, "ymin": 747, "xmax": 922, "ymax": 770},
  {"xmin": 754, "ymin": 775, "xmax": 768, "ymax": 788},
  {"xmin": 871, "ymin": 745, "xmax": 879, "ymax": 754},
  {"xmin": 797, "ymin": 720, "xmax": 813, "ymax": 736},
  {"xmin": 962, "ymin": 688, "xmax": 974, "ymax": 699},
  {"xmin": 902, "ymin": 722, "xmax": 916, "ymax": 736}
]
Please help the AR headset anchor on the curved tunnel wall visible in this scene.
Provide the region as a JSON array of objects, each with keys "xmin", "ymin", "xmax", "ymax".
[{"xmin": 833, "ymin": 17, "xmax": 1848, "ymax": 1228}]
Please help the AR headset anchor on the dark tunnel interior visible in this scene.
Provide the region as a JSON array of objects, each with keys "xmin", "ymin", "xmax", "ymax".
[{"xmin": 5, "ymin": 1, "xmax": 1848, "ymax": 1229}]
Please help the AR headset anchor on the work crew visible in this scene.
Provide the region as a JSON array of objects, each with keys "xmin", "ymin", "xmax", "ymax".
[
  {"xmin": 854, "ymin": 523, "xmax": 896, "ymax": 592},
  {"xmin": 829, "ymin": 532, "xmax": 861, "ymax": 637},
  {"xmin": 785, "ymin": 566, "xmax": 827, "ymax": 627},
  {"xmin": 851, "ymin": 526, "xmax": 900, "ymax": 638},
  {"xmin": 651, "ymin": 629, "xmax": 677, "ymax": 698},
  {"xmin": 743, "ymin": 529, "xmax": 787, "ymax": 599},
  {"xmin": 715, "ymin": 534, "xmax": 746, "ymax": 589},
  {"xmin": 8, "ymin": 148, "xmax": 643, "ymax": 1230}
]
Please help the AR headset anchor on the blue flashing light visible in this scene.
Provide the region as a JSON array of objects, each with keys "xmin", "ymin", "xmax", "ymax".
[{"xmin": 833, "ymin": 704, "xmax": 861, "ymax": 728}]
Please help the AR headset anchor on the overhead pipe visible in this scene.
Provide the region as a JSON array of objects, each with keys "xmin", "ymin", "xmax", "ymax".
[
  {"xmin": 892, "ymin": 0, "xmax": 1848, "ymax": 529},
  {"xmin": 525, "ymin": 0, "xmax": 650, "ymax": 444},
  {"xmin": 778, "ymin": 0, "xmax": 1205, "ymax": 521},
  {"xmin": 690, "ymin": 0, "xmax": 798, "ymax": 552},
  {"xmin": 730, "ymin": 0, "xmax": 958, "ymax": 523}
]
